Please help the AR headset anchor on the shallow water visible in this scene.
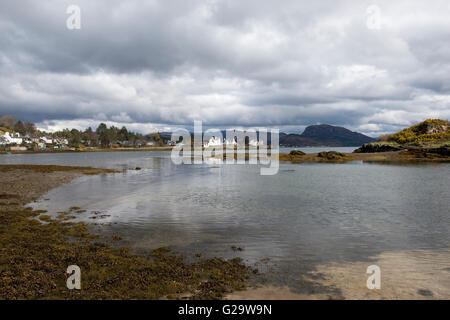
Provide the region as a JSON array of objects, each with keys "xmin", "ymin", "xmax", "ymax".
[
  {"xmin": 279, "ymin": 146, "xmax": 358, "ymax": 154},
  {"xmin": 2, "ymin": 151, "xmax": 449, "ymax": 294}
]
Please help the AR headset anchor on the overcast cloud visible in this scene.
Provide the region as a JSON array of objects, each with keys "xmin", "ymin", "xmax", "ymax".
[{"xmin": 1, "ymin": 0, "xmax": 450, "ymax": 136}]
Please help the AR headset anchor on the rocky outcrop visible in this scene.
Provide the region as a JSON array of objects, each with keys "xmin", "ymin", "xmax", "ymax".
[
  {"xmin": 289, "ymin": 150, "xmax": 306, "ymax": 156},
  {"xmin": 317, "ymin": 151, "xmax": 347, "ymax": 160},
  {"xmin": 426, "ymin": 146, "xmax": 450, "ymax": 156},
  {"xmin": 354, "ymin": 142, "xmax": 450, "ymax": 156},
  {"xmin": 406, "ymin": 146, "xmax": 450, "ymax": 157},
  {"xmin": 353, "ymin": 143, "xmax": 404, "ymax": 153}
]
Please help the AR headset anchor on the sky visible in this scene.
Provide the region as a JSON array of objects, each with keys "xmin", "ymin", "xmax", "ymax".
[{"xmin": 0, "ymin": 0, "xmax": 449, "ymax": 136}]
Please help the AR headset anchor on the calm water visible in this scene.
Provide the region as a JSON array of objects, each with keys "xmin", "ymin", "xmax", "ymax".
[
  {"xmin": 279, "ymin": 146, "xmax": 358, "ymax": 154},
  {"xmin": 1, "ymin": 151, "xmax": 449, "ymax": 292}
]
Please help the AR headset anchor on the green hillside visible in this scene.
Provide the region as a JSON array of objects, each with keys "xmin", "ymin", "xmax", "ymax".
[
  {"xmin": 0, "ymin": 127, "xmax": 14, "ymax": 134},
  {"xmin": 385, "ymin": 119, "xmax": 449, "ymax": 146},
  {"xmin": 354, "ymin": 119, "xmax": 449, "ymax": 153}
]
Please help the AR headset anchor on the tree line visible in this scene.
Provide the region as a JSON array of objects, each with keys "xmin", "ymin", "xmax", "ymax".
[
  {"xmin": 0, "ymin": 114, "xmax": 36, "ymax": 136},
  {"xmin": 0, "ymin": 114, "xmax": 165, "ymax": 148}
]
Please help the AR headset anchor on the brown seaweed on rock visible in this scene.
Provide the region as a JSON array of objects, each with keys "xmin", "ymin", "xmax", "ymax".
[{"xmin": 317, "ymin": 151, "xmax": 347, "ymax": 160}]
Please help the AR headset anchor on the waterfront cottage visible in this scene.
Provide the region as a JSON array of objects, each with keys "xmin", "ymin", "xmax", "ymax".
[
  {"xmin": 1, "ymin": 132, "xmax": 23, "ymax": 145},
  {"xmin": 54, "ymin": 138, "xmax": 69, "ymax": 145},
  {"xmin": 29, "ymin": 135, "xmax": 40, "ymax": 143},
  {"xmin": 41, "ymin": 136, "xmax": 53, "ymax": 144},
  {"xmin": 203, "ymin": 136, "xmax": 223, "ymax": 148},
  {"xmin": 249, "ymin": 138, "xmax": 263, "ymax": 147}
]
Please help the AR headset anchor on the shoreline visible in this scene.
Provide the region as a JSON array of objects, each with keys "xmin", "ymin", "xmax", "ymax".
[
  {"xmin": 3, "ymin": 146, "xmax": 449, "ymax": 165},
  {"xmin": 279, "ymin": 150, "xmax": 450, "ymax": 163},
  {"xmin": 1, "ymin": 163, "xmax": 449, "ymax": 300},
  {"xmin": 228, "ymin": 248, "xmax": 450, "ymax": 300},
  {"xmin": 0, "ymin": 146, "xmax": 174, "ymax": 155},
  {"xmin": 0, "ymin": 164, "xmax": 255, "ymax": 300}
]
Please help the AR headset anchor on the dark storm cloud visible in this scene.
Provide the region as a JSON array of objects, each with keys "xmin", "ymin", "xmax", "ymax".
[
  {"xmin": 245, "ymin": 93, "xmax": 336, "ymax": 106},
  {"xmin": 0, "ymin": 0, "xmax": 450, "ymax": 136}
]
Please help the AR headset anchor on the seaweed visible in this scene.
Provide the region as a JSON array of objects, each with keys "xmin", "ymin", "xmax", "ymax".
[{"xmin": 0, "ymin": 164, "xmax": 254, "ymax": 300}]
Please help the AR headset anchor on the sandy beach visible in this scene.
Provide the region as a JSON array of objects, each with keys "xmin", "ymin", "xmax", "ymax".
[{"xmin": 228, "ymin": 249, "xmax": 450, "ymax": 300}]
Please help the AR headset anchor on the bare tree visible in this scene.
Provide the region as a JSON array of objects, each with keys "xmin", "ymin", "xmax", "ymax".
[
  {"xmin": 23, "ymin": 121, "xmax": 36, "ymax": 135},
  {"xmin": 0, "ymin": 115, "xmax": 17, "ymax": 129}
]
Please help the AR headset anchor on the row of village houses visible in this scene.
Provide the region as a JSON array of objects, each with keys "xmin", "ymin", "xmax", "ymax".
[
  {"xmin": 0, "ymin": 131, "xmax": 159, "ymax": 150},
  {"xmin": 0, "ymin": 131, "xmax": 69, "ymax": 150}
]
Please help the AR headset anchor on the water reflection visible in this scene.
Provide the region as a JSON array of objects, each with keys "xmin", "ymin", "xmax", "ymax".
[{"xmin": 6, "ymin": 151, "xmax": 449, "ymax": 292}]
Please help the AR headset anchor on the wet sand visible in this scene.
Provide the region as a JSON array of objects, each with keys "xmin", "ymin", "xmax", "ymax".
[
  {"xmin": 0, "ymin": 166, "xmax": 97, "ymax": 206},
  {"xmin": 228, "ymin": 249, "xmax": 450, "ymax": 300}
]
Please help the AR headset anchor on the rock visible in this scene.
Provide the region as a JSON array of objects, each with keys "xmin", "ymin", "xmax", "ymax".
[
  {"xmin": 406, "ymin": 146, "xmax": 450, "ymax": 157},
  {"xmin": 353, "ymin": 143, "xmax": 403, "ymax": 153},
  {"xmin": 417, "ymin": 289, "xmax": 433, "ymax": 297},
  {"xmin": 289, "ymin": 150, "xmax": 306, "ymax": 156},
  {"xmin": 317, "ymin": 151, "xmax": 347, "ymax": 160},
  {"xmin": 424, "ymin": 146, "xmax": 450, "ymax": 156}
]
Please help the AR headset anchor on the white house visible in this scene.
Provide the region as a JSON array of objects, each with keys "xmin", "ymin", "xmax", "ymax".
[
  {"xmin": 249, "ymin": 138, "xmax": 263, "ymax": 147},
  {"xmin": 22, "ymin": 137, "xmax": 32, "ymax": 145},
  {"xmin": 224, "ymin": 138, "xmax": 237, "ymax": 146},
  {"xmin": 203, "ymin": 136, "xmax": 255, "ymax": 148},
  {"xmin": 1, "ymin": 132, "xmax": 23, "ymax": 145},
  {"xmin": 41, "ymin": 136, "xmax": 53, "ymax": 144},
  {"xmin": 203, "ymin": 136, "xmax": 263, "ymax": 147},
  {"xmin": 203, "ymin": 136, "xmax": 223, "ymax": 148},
  {"xmin": 54, "ymin": 138, "xmax": 68, "ymax": 145}
]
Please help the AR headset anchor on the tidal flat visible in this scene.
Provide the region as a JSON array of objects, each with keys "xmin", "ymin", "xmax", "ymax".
[
  {"xmin": 0, "ymin": 164, "xmax": 255, "ymax": 300},
  {"xmin": 1, "ymin": 151, "xmax": 449, "ymax": 300}
]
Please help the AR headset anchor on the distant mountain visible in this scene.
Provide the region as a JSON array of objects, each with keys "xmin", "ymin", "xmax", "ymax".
[
  {"xmin": 160, "ymin": 124, "xmax": 376, "ymax": 147},
  {"xmin": 280, "ymin": 124, "xmax": 376, "ymax": 147}
]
